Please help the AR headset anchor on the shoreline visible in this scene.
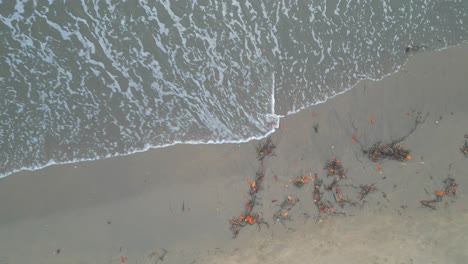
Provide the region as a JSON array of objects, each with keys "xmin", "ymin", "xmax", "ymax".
[
  {"xmin": 2, "ymin": 42, "xmax": 466, "ymax": 180},
  {"xmin": 1, "ymin": 44, "xmax": 468, "ymax": 263}
]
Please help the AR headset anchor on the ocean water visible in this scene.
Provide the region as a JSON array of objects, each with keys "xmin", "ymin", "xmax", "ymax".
[{"xmin": 0, "ymin": 0, "xmax": 467, "ymax": 178}]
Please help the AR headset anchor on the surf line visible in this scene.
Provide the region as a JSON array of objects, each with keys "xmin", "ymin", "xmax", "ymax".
[{"xmin": 268, "ymin": 72, "xmax": 284, "ymax": 129}]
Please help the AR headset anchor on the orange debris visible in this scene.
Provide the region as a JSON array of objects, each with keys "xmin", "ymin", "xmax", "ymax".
[
  {"xmin": 435, "ymin": 191, "xmax": 446, "ymax": 197},
  {"xmin": 406, "ymin": 155, "xmax": 412, "ymax": 161},
  {"xmin": 370, "ymin": 116, "xmax": 375, "ymax": 124},
  {"xmin": 246, "ymin": 215, "xmax": 256, "ymax": 224},
  {"xmin": 377, "ymin": 165, "xmax": 382, "ymax": 171}
]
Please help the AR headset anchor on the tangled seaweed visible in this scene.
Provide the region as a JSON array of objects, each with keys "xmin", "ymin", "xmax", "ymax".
[
  {"xmin": 367, "ymin": 141, "xmax": 410, "ymax": 162},
  {"xmin": 324, "ymin": 157, "xmax": 347, "ymax": 179},
  {"xmin": 256, "ymin": 136, "xmax": 276, "ymax": 161}
]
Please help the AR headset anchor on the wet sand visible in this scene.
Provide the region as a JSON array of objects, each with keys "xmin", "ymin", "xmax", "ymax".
[{"xmin": 1, "ymin": 45, "xmax": 468, "ymax": 264}]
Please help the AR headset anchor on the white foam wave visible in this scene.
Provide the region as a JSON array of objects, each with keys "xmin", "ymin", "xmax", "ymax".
[{"xmin": 1, "ymin": 0, "xmax": 467, "ymax": 179}]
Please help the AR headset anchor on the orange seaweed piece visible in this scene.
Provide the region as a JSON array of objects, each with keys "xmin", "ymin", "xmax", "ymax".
[
  {"xmin": 377, "ymin": 165, "xmax": 382, "ymax": 171},
  {"xmin": 436, "ymin": 191, "xmax": 446, "ymax": 197},
  {"xmin": 370, "ymin": 116, "xmax": 375, "ymax": 124},
  {"xmin": 246, "ymin": 215, "xmax": 256, "ymax": 224},
  {"xmin": 406, "ymin": 155, "xmax": 412, "ymax": 161}
]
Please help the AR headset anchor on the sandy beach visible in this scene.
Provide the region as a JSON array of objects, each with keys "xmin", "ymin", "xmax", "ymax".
[{"xmin": 1, "ymin": 44, "xmax": 468, "ymax": 264}]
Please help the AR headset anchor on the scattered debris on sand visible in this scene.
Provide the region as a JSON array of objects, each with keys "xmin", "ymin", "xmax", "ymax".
[
  {"xmin": 230, "ymin": 137, "xmax": 275, "ymax": 238},
  {"xmin": 292, "ymin": 176, "xmax": 309, "ymax": 188},
  {"xmin": 363, "ymin": 112, "xmax": 426, "ymax": 162},
  {"xmin": 312, "ymin": 175, "xmax": 323, "ymax": 204},
  {"xmin": 367, "ymin": 141, "xmax": 411, "ymax": 162},
  {"xmin": 443, "ymin": 177, "xmax": 458, "ymax": 197},
  {"xmin": 273, "ymin": 196, "xmax": 299, "ymax": 226},
  {"xmin": 420, "ymin": 199, "xmax": 438, "ymax": 210},
  {"xmin": 358, "ymin": 184, "xmax": 377, "ymax": 201},
  {"xmin": 257, "ymin": 136, "xmax": 276, "ymax": 161},
  {"xmin": 420, "ymin": 176, "xmax": 458, "ymax": 211},
  {"xmin": 229, "ymin": 212, "xmax": 269, "ymax": 238},
  {"xmin": 229, "ymin": 168, "xmax": 269, "ymax": 238},
  {"xmin": 324, "ymin": 157, "xmax": 347, "ymax": 179},
  {"xmin": 229, "ymin": 115, "xmax": 461, "ymax": 237},
  {"xmin": 250, "ymin": 168, "xmax": 265, "ymax": 195}
]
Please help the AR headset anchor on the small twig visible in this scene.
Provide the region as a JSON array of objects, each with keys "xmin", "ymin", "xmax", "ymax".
[
  {"xmin": 313, "ymin": 122, "xmax": 319, "ymax": 133},
  {"xmin": 324, "ymin": 177, "xmax": 339, "ymax": 191},
  {"xmin": 420, "ymin": 200, "xmax": 437, "ymax": 210},
  {"xmin": 358, "ymin": 184, "xmax": 376, "ymax": 201}
]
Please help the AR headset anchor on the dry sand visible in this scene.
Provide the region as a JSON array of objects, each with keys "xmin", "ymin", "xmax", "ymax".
[{"xmin": 1, "ymin": 44, "xmax": 468, "ymax": 264}]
